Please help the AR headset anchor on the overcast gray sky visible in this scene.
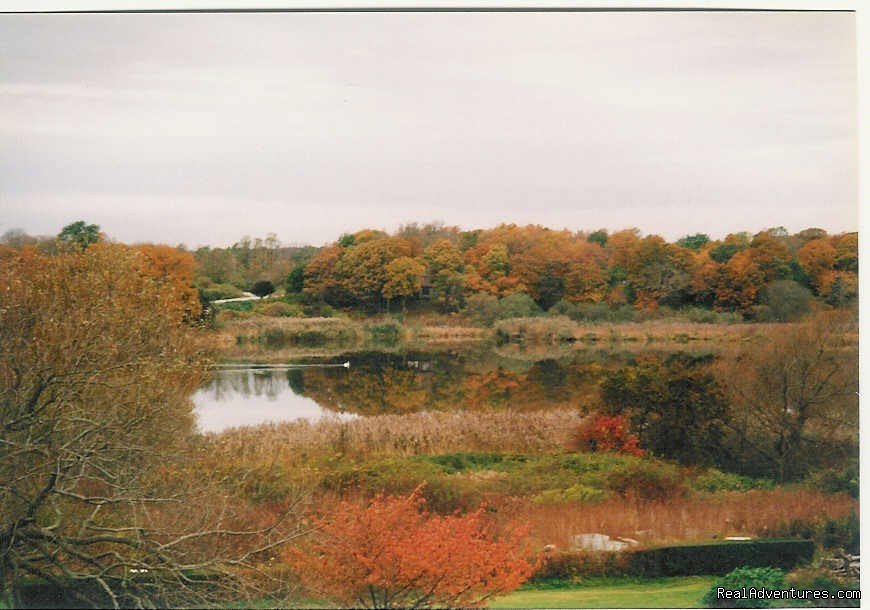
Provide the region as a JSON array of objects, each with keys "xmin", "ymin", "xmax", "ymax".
[{"xmin": 0, "ymin": 10, "xmax": 857, "ymax": 247}]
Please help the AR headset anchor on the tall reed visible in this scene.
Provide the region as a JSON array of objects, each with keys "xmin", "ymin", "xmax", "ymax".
[
  {"xmin": 205, "ymin": 409, "xmax": 581, "ymax": 464},
  {"xmin": 497, "ymin": 489, "xmax": 857, "ymax": 549}
]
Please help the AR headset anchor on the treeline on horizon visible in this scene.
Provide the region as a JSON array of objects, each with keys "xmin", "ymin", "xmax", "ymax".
[
  {"xmin": 3, "ymin": 222, "xmax": 858, "ymax": 321},
  {"xmin": 192, "ymin": 223, "xmax": 857, "ymax": 321}
]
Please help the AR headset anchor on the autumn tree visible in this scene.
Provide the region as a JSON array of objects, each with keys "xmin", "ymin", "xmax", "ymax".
[
  {"xmin": 0, "ymin": 244, "xmax": 302, "ymax": 608},
  {"xmin": 714, "ymin": 249, "xmax": 766, "ymax": 313},
  {"xmin": 481, "ymin": 243, "xmax": 511, "ymax": 282},
  {"xmin": 287, "ymin": 487, "xmax": 534, "ymax": 609},
  {"xmin": 198, "ymin": 224, "xmax": 856, "ymax": 316},
  {"xmin": 0, "ymin": 229, "xmax": 41, "ymax": 249},
  {"xmin": 717, "ymin": 311, "xmax": 858, "ymax": 481},
  {"xmin": 396, "ymin": 222, "xmax": 460, "ymax": 257},
  {"xmin": 135, "ymin": 243, "xmax": 202, "ymax": 321},
  {"xmin": 382, "ymin": 256, "xmax": 426, "ymax": 313},
  {"xmin": 747, "ymin": 230, "xmax": 792, "ymax": 283},
  {"xmin": 603, "ymin": 230, "xmax": 696, "ymax": 309},
  {"xmin": 796, "ymin": 238, "xmax": 836, "ymax": 294},
  {"xmin": 424, "ymin": 239, "xmax": 465, "ymax": 312},
  {"xmin": 303, "ymin": 245, "xmax": 349, "ymax": 304},
  {"xmin": 563, "ymin": 247, "xmax": 608, "ymax": 304},
  {"xmin": 334, "ymin": 237, "xmax": 412, "ymax": 309}
]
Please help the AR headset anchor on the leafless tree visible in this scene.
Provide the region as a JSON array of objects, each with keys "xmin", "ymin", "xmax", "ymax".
[
  {"xmin": 718, "ymin": 310, "xmax": 858, "ymax": 481},
  {"xmin": 1, "ymin": 244, "xmax": 308, "ymax": 608}
]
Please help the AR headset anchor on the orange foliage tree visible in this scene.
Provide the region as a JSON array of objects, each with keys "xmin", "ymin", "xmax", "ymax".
[
  {"xmin": 135, "ymin": 243, "xmax": 202, "ymax": 320},
  {"xmin": 287, "ymin": 487, "xmax": 534, "ymax": 608},
  {"xmin": 570, "ymin": 413, "xmax": 644, "ymax": 457}
]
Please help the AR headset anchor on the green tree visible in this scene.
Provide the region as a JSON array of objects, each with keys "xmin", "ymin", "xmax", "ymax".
[
  {"xmin": 587, "ymin": 229, "xmax": 608, "ymax": 247},
  {"xmin": 497, "ymin": 293, "xmax": 542, "ymax": 319},
  {"xmin": 431, "ymin": 269, "xmax": 465, "ymax": 312},
  {"xmin": 285, "ymin": 265, "xmax": 305, "ymax": 294},
  {"xmin": 58, "ymin": 220, "xmax": 101, "ymax": 250},
  {"xmin": 759, "ymin": 279, "xmax": 812, "ymax": 322},
  {"xmin": 250, "ymin": 279, "xmax": 275, "ymax": 297},
  {"xmin": 463, "ymin": 293, "xmax": 500, "ymax": 326},
  {"xmin": 675, "ymin": 233, "xmax": 710, "ymax": 250},
  {"xmin": 833, "ymin": 232, "xmax": 858, "ymax": 272},
  {"xmin": 601, "ymin": 355, "xmax": 730, "ymax": 466},
  {"xmin": 709, "ymin": 233, "xmax": 750, "ymax": 264},
  {"xmin": 481, "ymin": 243, "xmax": 511, "ymax": 281}
]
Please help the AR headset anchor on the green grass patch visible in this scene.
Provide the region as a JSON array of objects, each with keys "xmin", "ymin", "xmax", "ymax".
[
  {"xmin": 282, "ymin": 452, "xmax": 776, "ymax": 512},
  {"xmin": 491, "ymin": 576, "xmax": 717, "ymax": 608}
]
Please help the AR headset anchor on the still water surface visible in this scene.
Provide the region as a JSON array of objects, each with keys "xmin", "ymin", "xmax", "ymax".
[
  {"xmin": 193, "ymin": 348, "xmax": 652, "ymax": 433},
  {"xmin": 193, "ymin": 364, "xmax": 355, "ymax": 433}
]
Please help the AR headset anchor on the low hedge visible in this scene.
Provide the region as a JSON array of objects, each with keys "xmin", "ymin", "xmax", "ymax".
[
  {"xmin": 629, "ymin": 538, "xmax": 814, "ymax": 577},
  {"xmin": 533, "ymin": 539, "xmax": 814, "ymax": 580},
  {"xmin": 534, "ymin": 550, "xmax": 629, "ymax": 581}
]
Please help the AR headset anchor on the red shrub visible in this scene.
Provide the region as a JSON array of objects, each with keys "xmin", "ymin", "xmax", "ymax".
[{"xmin": 570, "ymin": 413, "xmax": 645, "ymax": 457}]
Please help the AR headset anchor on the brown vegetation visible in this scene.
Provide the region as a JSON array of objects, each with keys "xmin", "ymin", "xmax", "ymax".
[
  {"xmin": 499, "ymin": 489, "xmax": 857, "ymax": 550},
  {"xmin": 715, "ymin": 310, "xmax": 859, "ymax": 480},
  {"xmin": 0, "ymin": 244, "xmax": 303, "ymax": 608},
  {"xmin": 205, "ymin": 410, "xmax": 582, "ymax": 464}
]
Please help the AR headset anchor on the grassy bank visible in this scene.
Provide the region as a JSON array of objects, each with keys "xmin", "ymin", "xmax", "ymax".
[
  {"xmin": 206, "ymin": 313, "xmax": 805, "ymax": 362},
  {"xmin": 491, "ymin": 576, "xmax": 717, "ymax": 609},
  {"xmin": 209, "ymin": 315, "xmax": 487, "ymax": 361}
]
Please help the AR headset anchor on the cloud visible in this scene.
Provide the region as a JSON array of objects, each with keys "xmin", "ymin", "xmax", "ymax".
[{"xmin": 0, "ymin": 11, "xmax": 857, "ymax": 246}]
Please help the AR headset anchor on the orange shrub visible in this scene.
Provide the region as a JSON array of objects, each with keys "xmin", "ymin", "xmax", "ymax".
[{"xmin": 286, "ymin": 486, "xmax": 535, "ymax": 608}]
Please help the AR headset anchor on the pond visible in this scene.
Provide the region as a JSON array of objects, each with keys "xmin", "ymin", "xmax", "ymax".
[
  {"xmin": 193, "ymin": 363, "xmax": 356, "ymax": 433},
  {"xmin": 193, "ymin": 347, "xmax": 668, "ymax": 433}
]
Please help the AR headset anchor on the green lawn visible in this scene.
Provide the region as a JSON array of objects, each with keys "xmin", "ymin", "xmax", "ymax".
[{"xmin": 491, "ymin": 576, "xmax": 717, "ymax": 609}]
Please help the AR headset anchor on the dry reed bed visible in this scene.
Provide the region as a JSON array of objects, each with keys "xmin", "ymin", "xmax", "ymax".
[
  {"xmin": 501, "ymin": 489, "xmax": 857, "ymax": 550},
  {"xmin": 414, "ymin": 325, "xmax": 488, "ymax": 342},
  {"xmin": 497, "ymin": 317, "xmax": 786, "ymax": 345},
  {"xmin": 205, "ymin": 409, "xmax": 581, "ymax": 463}
]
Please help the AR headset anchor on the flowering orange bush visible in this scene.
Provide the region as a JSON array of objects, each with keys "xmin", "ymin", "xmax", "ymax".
[
  {"xmin": 286, "ymin": 486, "xmax": 534, "ymax": 608},
  {"xmin": 570, "ymin": 413, "xmax": 645, "ymax": 457}
]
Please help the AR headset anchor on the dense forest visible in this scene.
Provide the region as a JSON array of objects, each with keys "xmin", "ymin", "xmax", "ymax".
[
  {"xmin": 186, "ymin": 223, "xmax": 858, "ymax": 321},
  {"xmin": 5, "ymin": 222, "xmax": 855, "ymax": 322}
]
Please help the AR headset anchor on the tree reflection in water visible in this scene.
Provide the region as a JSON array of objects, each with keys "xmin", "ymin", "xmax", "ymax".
[{"xmin": 194, "ymin": 348, "xmax": 674, "ymax": 431}]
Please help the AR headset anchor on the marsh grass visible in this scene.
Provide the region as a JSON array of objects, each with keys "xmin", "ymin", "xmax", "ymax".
[
  {"xmin": 208, "ymin": 316, "xmax": 794, "ymax": 363},
  {"xmin": 205, "ymin": 410, "xmax": 582, "ymax": 464},
  {"xmin": 499, "ymin": 489, "xmax": 857, "ymax": 550},
  {"xmin": 494, "ymin": 318, "xmax": 786, "ymax": 347}
]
